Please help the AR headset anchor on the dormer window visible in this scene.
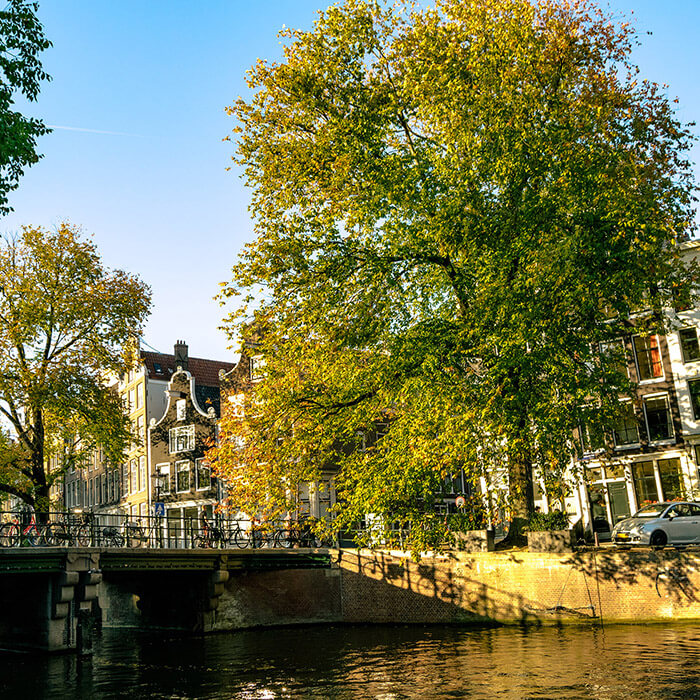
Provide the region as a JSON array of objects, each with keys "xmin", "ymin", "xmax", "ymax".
[{"xmin": 154, "ymin": 362, "xmax": 163, "ymax": 374}]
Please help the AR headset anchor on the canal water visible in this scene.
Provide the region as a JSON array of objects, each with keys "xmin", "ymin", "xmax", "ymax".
[{"xmin": 1, "ymin": 623, "xmax": 700, "ymax": 699}]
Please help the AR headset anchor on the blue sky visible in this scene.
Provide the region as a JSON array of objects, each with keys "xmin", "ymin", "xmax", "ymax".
[{"xmin": 2, "ymin": 0, "xmax": 698, "ymax": 361}]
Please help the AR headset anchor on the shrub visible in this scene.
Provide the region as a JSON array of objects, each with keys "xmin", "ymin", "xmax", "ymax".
[
  {"xmin": 447, "ymin": 496, "xmax": 489, "ymax": 532},
  {"xmin": 528, "ymin": 510, "xmax": 569, "ymax": 532}
]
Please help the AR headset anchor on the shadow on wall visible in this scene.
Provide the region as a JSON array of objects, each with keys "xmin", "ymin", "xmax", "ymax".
[
  {"xmin": 337, "ymin": 547, "xmax": 700, "ymax": 625},
  {"xmin": 563, "ymin": 547, "xmax": 699, "ymax": 606},
  {"xmin": 338, "ymin": 550, "xmax": 589, "ymax": 625}
]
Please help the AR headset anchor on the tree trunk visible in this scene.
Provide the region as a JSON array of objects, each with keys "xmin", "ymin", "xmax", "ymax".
[
  {"xmin": 31, "ymin": 407, "xmax": 50, "ymax": 522},
  {"xmin": 500, "ymin": 447, "xmax": 534, "ymax": 547}
]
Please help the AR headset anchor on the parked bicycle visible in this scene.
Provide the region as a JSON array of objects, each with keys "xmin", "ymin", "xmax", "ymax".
[
  {"xmin": 275, "ymin": 515, "xmax": 333, "ymax": 548},
  {"xmin": 43, "ymin": 511, "xmax": 93, "ymax": 547},
  {"xmin": 193, "ymin": 523, "xmax": 227, "ymax": 548},
  {"xmin": 123, "ymin": 518, "xmax": 149, "ymax": 547},
  {"xmin": 0, "ymin": 511, "xmax": 46, "ymax": 547}
]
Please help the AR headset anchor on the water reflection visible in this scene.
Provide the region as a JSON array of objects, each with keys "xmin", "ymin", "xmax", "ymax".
[{"xmin": 2, "ymin": 624, "xmax": 700, "ymax": 698}]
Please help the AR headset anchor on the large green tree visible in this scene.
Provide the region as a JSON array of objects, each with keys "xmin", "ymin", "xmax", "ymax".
[
  {"xmin": 0, "ymin": 0, "xmax": 51, "ymax": 215},
  {"xmin": 0, "ymin": 223, "xmax": 151, "ymax": 513},
  {"xmin": 217, "ymin": 0, "xmax": 697, "ymax": 549}
]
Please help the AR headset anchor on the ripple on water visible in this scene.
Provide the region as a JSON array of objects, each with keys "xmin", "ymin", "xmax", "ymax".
[{"xmin": 3, "ymin": 624, "xmax": 700, "ymax": 699}]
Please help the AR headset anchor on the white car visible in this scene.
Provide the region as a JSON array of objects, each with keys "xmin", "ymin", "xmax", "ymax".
[{"xmin": 612, "ymin": 502, "xmax": 700, "ymax": 547}]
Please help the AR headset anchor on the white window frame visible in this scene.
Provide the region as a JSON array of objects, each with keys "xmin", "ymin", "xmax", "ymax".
[
  {"xmin": 612, "ymin": 399, "xmax": 640, "ymax": 449},
  {"xmin": 139, "ymin": 455, "xmax": 146, "ymax": 492},
  {"xmin": 632, "ymin": 334, "xmax": 664, "ymax": 383},
  {"xmin": 679, "ymin": 327, "xmax": 700, "ymax": 364},
  {"xmin": 156, "ymin": 462, "xmax": 170, "ymax": 495},
  {"xmin": 169, "ymin": 424, "xmax": 195, "ymax": 454},
  {"xmin": 643, "ymin": 393, "xmax": 675, "ymax": 445},
  {"xmin": 195, "ymin": 458, "xmax": 211, "ymax": 491},
  {"xmin": 599, "ymin": 338, "xmax": 629, "ymax": 379},
  {"xmin": 176, "ymin": 460, "xmax": 190, "ymax": 493},
  {"xmin": 250, "ymin": 355, "xmax": 266, "ymax": 381}
]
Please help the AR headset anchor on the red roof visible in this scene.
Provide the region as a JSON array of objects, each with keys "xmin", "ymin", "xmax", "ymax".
[{"xmin": 141, "ymin": 351, "xmax": 235, "ymax": 388}]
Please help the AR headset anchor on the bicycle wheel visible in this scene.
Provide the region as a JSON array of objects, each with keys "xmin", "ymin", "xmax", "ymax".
[
  {"xmin": 75, "ymin": 524, "xmax": 91, "ymax": 547},
  {"xmin": 233, "ymin": 528, "xmax": 249, "ymax": 549},
  {"xmin": 193, "ymin": 535, "xmax": 208, "ymax": 548},
  {"xmin": 22, "ymin": 527, "xmax": 39, "ymax": 547},
  {"xmin": 42, "ymin": 523, "xmax": 64, "ymax": 546},
  {"xmin": 274, "ymin": 529, "xmax": 292, "ymax": 548},
  {"xmin": 0, "ymin": 523, "xmax": 19, "ymax": 547},
  {"xmin": 127, "ymin": 527, "xmax": 145, "ymax": 547},
  {"xmin": 106, "ymin": 532, "xmax": 124, "ymax": 547}
]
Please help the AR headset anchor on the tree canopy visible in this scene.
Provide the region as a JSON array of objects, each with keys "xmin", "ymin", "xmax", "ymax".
[
  {"xmin": 216, "ymin": 0, "xmax": 697, "ymax": 550},
  {"xmin": 0, "ymin": 223, "xmax": 151, "ymax": 512},
  {"xmin": 0, "ymin": 0, "xmax": 51, "ymax": 215}
]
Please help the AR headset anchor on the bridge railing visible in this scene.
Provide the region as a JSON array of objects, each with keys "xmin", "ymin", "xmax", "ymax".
[{"xmin": 0, "ymin": 509, "xmax": 338, "ymax": 550}]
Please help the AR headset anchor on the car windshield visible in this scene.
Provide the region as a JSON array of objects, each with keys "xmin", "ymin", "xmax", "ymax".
[{"xmin": 634, "ymin": 503, "xmax": 668, "ymax": 518}]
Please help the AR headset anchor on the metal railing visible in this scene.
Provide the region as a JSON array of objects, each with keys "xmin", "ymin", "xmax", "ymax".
[{"xmin": 0, "ymin": 510, "xmax": 336, "ymax": 550}]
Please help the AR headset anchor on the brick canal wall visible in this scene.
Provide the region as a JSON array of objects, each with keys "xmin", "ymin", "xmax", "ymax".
[
  {"xmin": 336, "ymin": 548, "xmax": 700, "ymax": 625},
  {"xmin": 211, "ymin": 548, "xmax": 700, "ymax": 629}
]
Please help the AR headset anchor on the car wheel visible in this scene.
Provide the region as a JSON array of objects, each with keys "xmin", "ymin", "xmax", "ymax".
[{"xmin": 650, "ymin": 530, "xmax": 667, "ymax": 548}]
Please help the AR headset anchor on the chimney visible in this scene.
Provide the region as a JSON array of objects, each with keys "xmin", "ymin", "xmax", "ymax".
[{"xmin": 174, "ymin": 340, "xmax": 188, "ymax": 371}]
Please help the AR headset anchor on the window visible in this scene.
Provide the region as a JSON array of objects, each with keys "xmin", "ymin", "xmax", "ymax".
[
  {"xmin": 156, "ymin": 463, "xmax": 170, "ymax": 495},
  {"xmin": 136, "ymin": 383, "xmax": 144, "ymax": 409},
  {"xmin": 643, "ymin": 395, "xmax": 674, "ymax": 442},
  {"xmin": 176, "ymin": 398, "xmax": 186, "ymax": 421},
  {"xmin": 137, "ymin": 415, "xmax": 145, "ymax": 446},
  {"xmin": 250, "ymin": 355, "xmax": 266, "ymax": 381},
  {"xmin": 581, "ymin": 419, "xmax": 605, "ymax": 453},
  {"xmin": 633, "ymin": 335, "xmax": 663, "ymax": 381},
  {"xmin": 139, "ymin": 456, "xmax": 146, "ymax": 492},
  {"xmin": 154, "ymin": 362, "xmax": 163, "ymax": 374},
  {"xmin": 122, "ymin": 464, "xmax": 130, "ymax": 495},
  {"xmin": 443, "ymin": 470, "xmax": 465, "ymax": 495},
  {"xmin": 632, "ymin": 461, "xmax": 657, "ymax": 504},
  {"xmin": 128, "ymin": 389, "xmax": 135, "ymax": 413},
  {"xmin": 196, "ymin": 458, "xmax": 211, "ymax": 491},
  {"xmin": 679, "ymin": 328, "xmax": 700, "ymax": 363},
  {"xmin": 228, "ymin": 393, "xmax": 245, "ymax": 418},
  {"xmin": 169, "ymin": 425, "xmax": 195, "ymax": 454},
  {"xmin": 599, "ymin": 339, "xmax": 628, "ymax": 378},
  {"xmin": 613, "ymin": 402, "xmax": 639, "ymax": 447},
  {"xmin": 658, "ymin": 458, "xmax": 684, "ymax": 501},
  {"xmin": 176, "ymin": 460, "xmax": 190, "ymax": 493},
  {"xmin": 130, "ymin": 459, "xmax": 138, "ymax": 493},
  {"xmin": 689, "ymin": 379, "xmax": 700, "ymax": 420}
]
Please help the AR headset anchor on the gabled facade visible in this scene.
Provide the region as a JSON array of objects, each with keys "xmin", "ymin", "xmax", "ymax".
[
  {"xmin": 63, "ymin": 340, "xmax": 234, "ymax": 523},
  {"xmin": 148, "ymin": 364, "xmax": 224, "ymax": 546}
]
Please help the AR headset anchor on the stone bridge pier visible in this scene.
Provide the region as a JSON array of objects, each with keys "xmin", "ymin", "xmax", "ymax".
[
  {"xmin": 0, "ymin": 548, "xmax": 330, "ymax": 653},
  {"xmin": 0, "ymin": 549, "xmax": 101, "ymax": 653},
  {"xmin": 100, "ymin": 551, "xmax": 230, "ymax": 633}
]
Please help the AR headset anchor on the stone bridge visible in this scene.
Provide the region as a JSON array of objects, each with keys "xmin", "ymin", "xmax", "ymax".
[{"xmin": 0, "ymin": 547, "xmax": 332, "ymax": 653}]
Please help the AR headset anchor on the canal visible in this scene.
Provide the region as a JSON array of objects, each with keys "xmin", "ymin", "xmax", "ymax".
[{"xmin": 1, "ymin": 623, "xmax": 699, "ymax": 698}]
